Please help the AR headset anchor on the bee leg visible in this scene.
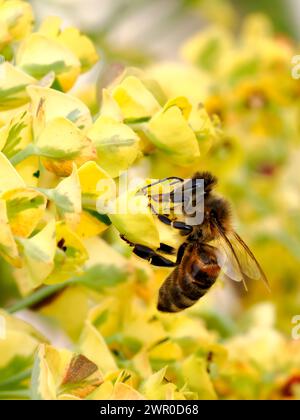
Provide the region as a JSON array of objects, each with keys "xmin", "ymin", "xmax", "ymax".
[
  {"xmin": 157, "ymin": 243, "xmax": 176, "ymax": 255},
  {"xmin": 157, "ymin": 215, "xmax": 193, "ymax": 236},
  {"xmin": 120, "ymin": 235, "xmax": 176, "ymax": 267},
  {"xmin": 176, "ymin": 242, "xmax": 187, "ymax": 264},
  {"xmin": 150, "ymin": 253, "xmax": 177, "ymax": 267}
]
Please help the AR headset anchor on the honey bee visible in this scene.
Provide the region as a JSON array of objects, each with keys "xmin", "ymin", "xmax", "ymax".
[{"xmin": 121, "ymin": 171, "xmax": 269, "ymax": 313}]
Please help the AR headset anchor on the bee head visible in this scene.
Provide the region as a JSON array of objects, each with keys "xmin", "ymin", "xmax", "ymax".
[
  {"xmin": 205, "ymin": 195, "xmax": 231, "ymax": 233},
  {"xmin": 192, "ymin": 171, "xmax": 217, "ymax": 194}
]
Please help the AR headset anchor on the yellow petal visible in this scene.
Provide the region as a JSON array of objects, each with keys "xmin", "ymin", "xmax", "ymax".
[
  {"xmin": 80, "ymin": 321, "xmax": 118, "ymax": 374},
  {"xmin": 149, "ymin": 340, "xmax": 183, "ymax": 361},
  {"xmin": 75, "ymin": 211, "xmax": 109, "ymax": 239},
  {"xmin": 58, "ymin": 27, "xmax": 99, "ymax": 73},
  {"xmin": 39, "ymin": 16, "xmax": 99, "ymax": 73},
  {"xmin": 45, "ymin": 221, "xmax": 88, "ymax": 285},
  {"xmin": 112, "ymin": 76, "xmax": 161, "ymax": 121},
  {"xmin": 111, "ymin": 382, "xmax": 145, "ymax": 400},
  {"xmin": 51, "ymin": 164, "xmax": 82, "ymax": 224},
  {"xmin": 0, "ymin": 151, "xmax": 25, "ymax": 193},
  {"xmin": 27, "ymin": 85, "xmax": 92, "ymax": 132},
  {"xmin": 39, "ymin": 286, "xmax": 89, "ymax": 341},
  {"xmin": 140, "ymin": 367, "xmax": 173, "ymax": 400},
  {"xmin": 78, "ymin": 160, "xmax": 114, "ymax": 198},
  {"xmin": 164, "ymin": 96, "xmax": 192, "ymax": 120},
  {"xmin": 36, "ymin": 117, "xmax": 96, "ymax": 177},
  {"xmin": 0, "ymin": 309, "xmax": 43, "ymax": 370},
  {"xmin": 36, "ymin": 117, "xmax": 83, "ymax": 158},
  {"xmin": 189, "ymin": 105, "xmax": 217, "ymax": 155},
  {"xmin": 109, "ymin": 187, "xmax": 160, "ymax": 249},
  {"xmin": 100, "ymin": 89, "xmax": 123, "ymax": 121},
  {"xmin": 148, "ymin": 62, "xmax": 210, "ymax": 104},
  {"xmin": 31, "ymin": 344, "xmax": 101, "ymax": 400},
  {"xmin": 22, "ymin": 218, "xmax": 56, "ymax": 288},
  {"xmin": 0, "ymin": 0, "xmax": 34, "ymax": 41},
  {"xmin": 16, "ymin": 33, "xmax": 80, "ymax": 91},
  {"xmin": 31, "ymin": 344, "xmax": 62, "ymax": 400},
  {"xmin": 0, "ymin": 198, "xmax": 21, "ymax": 267},
  {"xmin": 148, "ymin": 105, "xmax": 200, "ymax": 165},
  {"xmin": 182, "ymin": 355, "xmax": 217, "ymax": 399},
  {"xmin": 88, "ymin": 115, "xmax": 140, "ymax": 178},
  {"xmin": 0, "ymin": 62, "xmax": 36, "ymax": 110},
  {"xmin": 0, "ymin": 109, "xmax": 32, "ymax": 158},
  {"xmin": 2, "ymin": 187, "xmax": 47, "ymax": 237},
  {"xmin": 16, "ymin": 156, "xmax": 40, "ymax": 186}
]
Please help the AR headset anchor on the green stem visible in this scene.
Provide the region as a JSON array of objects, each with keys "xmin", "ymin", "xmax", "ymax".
[
  {"xmin": 82, "ymin": 197, "xmax": 98, "ymax": 211},
  {"xmin": 0, "ymin": 368, "xmax": 32, "ymax": 388},
  {"xmin": 7, "ymin": 280, "xmax": 74, "ymax": 314},
  {"xmin": 10, "ymin": 144, "xmax": 38, "ymax": 166},
  {"xmin": 0, "ymin": 389, "xmax": 30, "ymax": 399}
]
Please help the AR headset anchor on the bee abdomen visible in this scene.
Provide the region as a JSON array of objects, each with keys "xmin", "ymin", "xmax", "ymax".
[
  {"xmin": 157, "ymin": 265, "xmax": 219, "ymax": 313},
  {"xmin": 157, "ymin": 269, "xmax": 192, "ymax": 312}
]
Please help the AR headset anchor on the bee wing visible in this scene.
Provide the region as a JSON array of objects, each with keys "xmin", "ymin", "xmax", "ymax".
[
  {"xmin": 140, "ymin": 177, "xmax": 183, "ymax": 199},
  {"xmin": 214, "ymin": 225, "xmax": 269, "ymax": 291}
]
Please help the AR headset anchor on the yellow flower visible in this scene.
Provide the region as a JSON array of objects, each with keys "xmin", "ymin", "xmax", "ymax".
[
  {"xmin": 0, "ymin": 0, "xmax": 34, "ymax": 48},
  {"xmin": 88, "ymin": 115, "xmax": 140, "ymax": 178},
  {"xmin": 16, "ymin": 16, "xmax": 99, "ymax": 92}
]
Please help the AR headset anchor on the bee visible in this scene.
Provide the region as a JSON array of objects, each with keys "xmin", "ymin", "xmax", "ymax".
[{"xmin": 121, "ymin": 171, "xmax": 269, "ymax": 313}]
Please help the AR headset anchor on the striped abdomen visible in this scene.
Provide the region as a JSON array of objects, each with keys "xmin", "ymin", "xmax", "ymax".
[{"xmin": 157, "ymin": 243, "xmax": 220, "ymax": 312}]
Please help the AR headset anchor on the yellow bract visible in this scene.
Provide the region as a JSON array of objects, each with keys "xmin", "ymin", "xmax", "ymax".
[
  {"xmin": 0, "ymin": 0, "xmax": 34, "ymax": 46},
  {"xmin": 78, "ymin": 161, "xmax": 114, "ymax": 199},
  {"xmin": 36, "ymin": 117, "xmax": 96, "ymax": 177},
  {"xmin": 79, "ymin": 321, "xmax": 118, "ymax": 374},
  {"xmin": 39, "ymin": 286, "xmax": 89, "ymax": 341},
  {"xmin": 16, "ymin": 33, "xmax": 80, "ymax": 92},
  {"xmin": 88, "ymin": 115, "xmax": 140, "ymax": 178},
  {"xmin": 148, "ymin": 103, "xmax": 200, "ymax": 165},
  {"xmin": 46, "ymin": 221, "xmax": 88, "ymax": 284},
  {"xmin": 189, "ymin": 105, "xmax": 217, "ymax": 155},
  {"xmin": 51, "ymin": 165, "xmax": 82, "ymax": 225},
  {"xmin": 75, "ymin": 212, "xmax": 108, "ymax": 239},
  {"xmin": 15, "ymin": 16, "xmax": 98, "ymax": 92},
  {"xmin": 2, "ymin": 187, "xmax": 47, "ymax": 237},
  {"xmin": 21, "ymin": 218, "xmax": 56, "ymax": 288},
  {"xmin": 148, "ymin": 62, "xmax": 211, "ymax": 103},
  {"xmin": 27, "ymin": 85, "xmax": 92, "ymax": 132},
  {"xmin": 100, "ymin": 89, "xmax": 123, "ymax": 121},
  {"xmin": 76, "ymin": 161, "xmax": 114, "ymax": 237},
  {"xmin": 31, "ymin": 344, "xmax": 103, "ymax": 400},
  {"xmin": 39, "ymin": 16, "xmax": 99, "ymax": 73},
  {"xmin": 181, "ymin": 355, "xmax": 217, "ymax": 399},
  {"xmin": 164, "ymin": 96, "xmax": 192, "ymax": 120},
  {"xmin": 109, "ymin": 188, "xmax": 160, "ymax": 249},
  {"xmin": 0, "ymin": 109, "xmax": 32, "ymax": 157},
  {"xmin": 140, "ymin": 367, "xmax": 178, "ymax": 400},
  {"xmin": 0, "ymin": 309, "xmax": 44, "ymax": 370},
  {"xmin": 57, "ymin": 27, "xmax": 99, "ymax": 73},
  {"xmin": 112, "ymin": 76, "xmax": 161, "ymax": 121},
  {"xmin": 0, "ymin": 62, "xmax": 36, "ymax": 110},
  {"xmin": 0, "ymin": 151, "xmax": 25, "ymax": 193},
  {"xmin": 0, "ymin": 199, "xmax": 21, "ymax": 267}
]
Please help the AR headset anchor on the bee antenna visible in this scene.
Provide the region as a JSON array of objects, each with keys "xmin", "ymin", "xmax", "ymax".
[{"xmin": 193, "ymin": 171, "xmax": 217, "ymax": 193}]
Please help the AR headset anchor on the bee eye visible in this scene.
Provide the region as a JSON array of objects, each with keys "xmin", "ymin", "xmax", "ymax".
[{"xmin": 210, "ymin": 210, "xmax": 217, "ymax": 220}]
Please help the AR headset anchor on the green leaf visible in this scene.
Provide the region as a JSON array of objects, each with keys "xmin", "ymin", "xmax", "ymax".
[{"xmin": 77, "ymin": 264, "xmax": 128, "ymax": 292}]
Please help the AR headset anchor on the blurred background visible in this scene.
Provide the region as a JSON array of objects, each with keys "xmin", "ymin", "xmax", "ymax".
[{"xmin": 29, "ymin": 0, "xmax": 300, "ymax": 63}]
